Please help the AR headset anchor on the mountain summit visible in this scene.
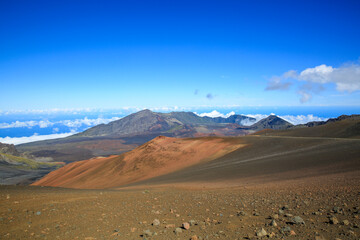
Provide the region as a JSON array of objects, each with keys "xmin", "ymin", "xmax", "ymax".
[
  {"xmin": 77, "ymin": 109, "xmax": 256, "ymax": 138},
  {"xmin": 245, "ymin": 115, "xmax": 293, "ymax": 131}
]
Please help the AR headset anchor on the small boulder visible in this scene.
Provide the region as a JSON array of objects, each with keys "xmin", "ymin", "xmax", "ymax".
[
  {"xmin": 270, "ymin": 219, "xmax": 277, "ymax": 227},
  {"xmin": 341, "ymin": 220, "xmax": 350, "ymax": 226},
  {"xmin": 256, "ymin": 228, "xmax": 267, "ymax": 237},
  {"xmin": 152, "ymin": 219, "xmax": 160, "ymax": 226},
  {"xmin": 182, "ymin": 222, "xmax": 190, "ymax": 230},
  {"xmin": 143, "ymin": 229, "xmax": 152, "ymax": 237},
  {"xmin": 174, "ymin": 227, "xmax": 182, "ymax": 234},
  {"xmin": 292, "ymin": 216, "xmax": 305, "ymax": 225},
  {"xmin": 329, "ymin": 217, "xmax": 339, "ymax": 225},
  {"xmin": 189, "ymin": 220, "xmax": 197, "ymax": 226}
]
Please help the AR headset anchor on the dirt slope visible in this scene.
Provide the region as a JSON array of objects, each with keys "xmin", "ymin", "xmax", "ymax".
[
  {"xmin": 32, "ymin": 136, "xmax": 244, "ymax": 189},
  {"xmin": 258, "ymin": 115, "xmax": 360, "ymax": 138},
  {"xmin": 125, "ymin": 135, "xmax": 360, "ymax": 188}
]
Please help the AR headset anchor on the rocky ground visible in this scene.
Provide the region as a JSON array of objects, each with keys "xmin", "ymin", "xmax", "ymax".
[{"xmin": 1, "ymin": 173, "xmax": 359, "ymax": 240}]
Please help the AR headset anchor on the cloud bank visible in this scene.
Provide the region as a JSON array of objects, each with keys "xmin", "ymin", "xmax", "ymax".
[
  {"xmin": 265, "ymin": 61, "xmax": 360, "ymax": 102},
  {"xmin": 195, "ymin": 111, "xmax": 328, "ymax": 125},
  {"xmin": 0, "ymin": 132, "xmax": 77, "ymax": 145},
  {"xmin": 0, "ymin": 117, "xmax": 121, "ymax": 129},
  {"xmin": 194, "ymin": 110, "xmax": 235, "ymax": 118}
]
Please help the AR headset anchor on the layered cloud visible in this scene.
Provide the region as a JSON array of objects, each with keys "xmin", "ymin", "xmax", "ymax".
[
  {"xmin": 196, "ymin": 111, "xmax": 328, "ymax": 125},
  {"xmin": 194, "ymin": 110, "xmax": 235, "ymax": 118},
  {"xmin": 0, "ymin": 117, "xmax": 121, "ymax": 129},
  {"xmin": 0, "ymin": 132, "xmax": 77, "ymax": 145},
  {"xmin": 265, "ymin": 61, "xmax": 360, "ymax": 102}
]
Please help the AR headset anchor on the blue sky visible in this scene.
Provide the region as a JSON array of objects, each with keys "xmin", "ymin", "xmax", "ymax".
[{"xmin": 1, "ymin": 0, "xmax": 360, "ymax": 111}]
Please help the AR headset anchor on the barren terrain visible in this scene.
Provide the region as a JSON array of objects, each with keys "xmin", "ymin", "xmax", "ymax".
[
  {"xmin": 2, "ymin": 117, "xmax": 360, "ymax": 239},
  {"xmin": 1, "ymin": 172, "xmax": 360, "ymax": 239}
]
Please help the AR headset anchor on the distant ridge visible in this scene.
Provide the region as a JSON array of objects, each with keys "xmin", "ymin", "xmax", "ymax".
[
  {"xmin": 258, "ymin": 114, "xmax": 360, "ymax": 138},
  {"xmin": 17, "ymin": 110, "xmax": 256, "ymax": 163},
  {"xmin": 294, "ymin": 114, "xmax": 360, "ymax": 128},
  {"xmin": 76, "ymin": 109, "xmax": 256, "ymax": 138},
  {"xmin": 242, "ymin": 115, "xmax": 293, "ymax": 131}
]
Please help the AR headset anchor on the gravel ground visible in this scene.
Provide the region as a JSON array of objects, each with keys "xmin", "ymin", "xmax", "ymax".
[{"xmin": 1, "ymin": 173, "xmax": 359, "ymax": 240}]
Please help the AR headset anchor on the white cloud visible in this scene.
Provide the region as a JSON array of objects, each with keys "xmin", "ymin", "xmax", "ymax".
[
  {"xmin": 38, "ymin": 120, "xmax": 54, "ymax": 128},
  {"xmin": 194, "ymin": 110, "xmax": 235, "ymax": 118},
  {"xmin": 265, "ymin": 61, "xmax": 360, "ymax": 102},
  {"xmin": 60, "ymin": 117, "xmax": 121, "ymax": 128},
  {"xmin": 0, "ymin": 131, "xmax": 77, "ymax": 145},
  {"xmin": 0, "ymin": 117, "xmax": 121, "ymax": 129},
  {"xmin": 244, "ymin": 114, "xmax": 268, "ymax": 123},
  {"xmin": 244, "ymin": 113, "xmax": 328, "ymax": 125},
  {"xmin": 299, "ymin": 64, "xmax": 334, "ymax": 83},
  {"xmin": 280, "ymin": 114, "xmax": 328, "ymax": 125},
  {"xmin": 298, "ymin": 63, "xmax": 360, "ymax": 92},
  {"xmin": 0, "ymin": 120, "xmax": 38, "ymax": 129}
]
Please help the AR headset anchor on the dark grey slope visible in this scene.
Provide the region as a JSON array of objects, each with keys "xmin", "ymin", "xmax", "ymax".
[
  {"xmin": 202, "ymin": 114, "xmax": 256, "ymax": 125},
  {"xmin": 165, "ymin": 112, "xmax": 255, "ymax": 125},
  {"xmin": 246, "ymin": 115, "xmax": 293, "ymax": 131},
  {"xmin": 262, "ymin": 114, "xmax": 360, "ymax": 138},
  {"xmin": 77, "ymin": 109, "xmax": 174, "ymax": 137},
  {"xmin": 126, "ymin": 136, "xmax": 360, "ymax": 187}
]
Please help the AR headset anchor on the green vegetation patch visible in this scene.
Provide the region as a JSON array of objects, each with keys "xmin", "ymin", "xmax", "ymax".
[{"xmin": 0, "ymin": 153, "xmax": 63, "ymax": 170}]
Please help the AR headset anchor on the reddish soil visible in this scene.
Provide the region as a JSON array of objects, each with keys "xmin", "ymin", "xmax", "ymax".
[
  {"xmin": 32, "ymin": 136, "xmax": 244, "ymax": 189},
  {"xmin": 1, "ymin": 172, "xmax": 359, "ymax": 240}
]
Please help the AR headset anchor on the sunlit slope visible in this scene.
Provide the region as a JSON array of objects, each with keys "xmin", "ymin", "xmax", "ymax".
[
  {"xmin": 32, "ymin": 136, "xmax": 244, "ymax": 189},
  {"xmin": 126, "ymin": 135, "xmax": 360, "ymax": 187}
]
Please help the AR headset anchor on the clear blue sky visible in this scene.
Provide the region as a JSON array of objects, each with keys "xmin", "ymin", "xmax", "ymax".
[{"xmin": 1, "ymin": 0, "xmax": 360, "ymax": 111}]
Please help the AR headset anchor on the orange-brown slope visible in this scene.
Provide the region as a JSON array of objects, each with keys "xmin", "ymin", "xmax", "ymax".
[{"xmin": 32, "ymin": 136, "xmax": 244, "ymax": 189}]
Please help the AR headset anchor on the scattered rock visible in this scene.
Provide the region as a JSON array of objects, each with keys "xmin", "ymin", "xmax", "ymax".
[
  {"xmin": 341, "ymin": 220, "xmax": 349, "ymax": 225},
  {"xmin": 182, "ymin": 222, "xmax": 190, "ymax": 230},
  {"xmin": 270, "ymin": 219, "xmax": 277, "ymax": 227},
  {"xmin": 174, "ymin": 227, "xmax": 182, "ymax": 234},
  {"xmin": 256, "ymin": 228, "xmax": 267, "ymax": 237},
  {"xmin": 190, "ymin": 235, "xmax": 199, "ymax": 240},
  {"xmin": 281, "ymin": 226, "xmax": 292, "ymax": 234},
  {"xmin": 143, "ymin": 229, "xmax": 152, "ymax": 237},
  {"xmin": 189, "ymin": 220, "xmax": 196, "ymax": 226},
  {"xmin": 329, "ymin": 217, "xmax": 339, "ymax": 225},
  {"xmin": 291, "ymin": 216, "xmax": 305, "ymax": 225},
  {"xmin": 282, "ymin": 205, "xmax": 289, "ymax": 210},
  {"xmin": 237, "ymin": 211, "xmax": 247, "ymax": 216},
  {"xmin": 152, "ymin": 219, "xmax": 160, "ymax": 226},
  {"xmin": 36, "ymin": 211, "xmax": 41, "ymax": 216}
]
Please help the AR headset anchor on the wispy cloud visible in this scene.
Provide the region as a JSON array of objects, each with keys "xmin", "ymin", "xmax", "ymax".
[
  {"xmin": 0, "ymin": 131, "xmax": 77, "ymax": 145},
  {"xmin": 265, "ymin": 61, "xmax": 360, "ymax": 102},
  {"xmin": 206, "ymin": 93, "xmax": 214, "ymax": 100},
  {"xmin": 265, "ymin": 70, "xmax": 295, "ymax": 90}
]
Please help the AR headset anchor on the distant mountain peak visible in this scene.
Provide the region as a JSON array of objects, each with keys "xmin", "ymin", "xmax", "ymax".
[{"xmin": 246, "ymin": 114, "xmax": 293, "ymax": 131}]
